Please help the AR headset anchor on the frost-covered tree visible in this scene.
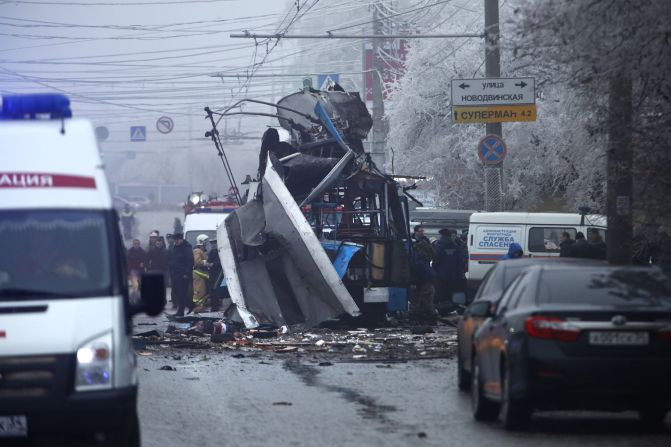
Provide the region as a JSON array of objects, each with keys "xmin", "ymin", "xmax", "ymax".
[
  {"xmin": 386, "ymin": 2, "xmax": 604, "ymax": 211},
  {"xmin": 511, "ymin": 0, "xmax": 671, "ymax": 254}
]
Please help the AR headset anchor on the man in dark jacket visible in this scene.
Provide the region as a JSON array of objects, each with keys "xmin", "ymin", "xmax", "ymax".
[
  {"xmin": 433, "ymin": 229, "xmax": 464, "ymax": 314},
  {"xmin": 568, "ymin": 232, "xmax": 591, "ymax": 258},
  {"xmin": 587, "ymin": 228, "xmax": 607, "ymax": 260},
  {"xmin": 410, "ymin": 238, "xmax": 437, "ymax": 324},
  {"xmin": 559, "ymin": 231, "xmax": 575, "ymax": 257},
  {"xmin": 169, "ymin": 233, "xmax": 194, "ymax": 316},
  {"xmin": 126, "ymin": 239, "xmax": 147, "ymax": 275}
]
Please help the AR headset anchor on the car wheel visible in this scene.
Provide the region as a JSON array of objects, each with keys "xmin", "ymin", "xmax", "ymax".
[
  {"xmin": 499, "ymin": 362, "xmax": 531, "ymax": 430},
  {"xmin": 457, "ymin": 342, "xmax": 471, "ymax": 391},
  {"xmin": 471, "ymin": 356, "xmax": 499, "ymax": 421},
  {"xmin": 639, "ymin": 406, "xmax": 669, "ymax": 431}
]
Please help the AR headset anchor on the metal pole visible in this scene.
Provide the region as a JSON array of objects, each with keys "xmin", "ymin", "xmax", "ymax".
[
  {"xmin": 606, "ymin": 72, "xmax": 633, "ymax": 265},
  {"xmin": 371, "ymin": 2, "xmax": 387, "ymax": 169},
  {"xmin": 484, "ymin": 0, "xmax": 502, "ymax": 211}
]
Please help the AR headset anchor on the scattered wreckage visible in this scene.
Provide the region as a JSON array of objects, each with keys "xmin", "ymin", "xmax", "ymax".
[
  {"xmin": 133, "ymin": 316, "xmax": 458, "ymax": 362},
  {"xmin": 205, "ymin": 85, "xmax": 413, "ymax": 329}
]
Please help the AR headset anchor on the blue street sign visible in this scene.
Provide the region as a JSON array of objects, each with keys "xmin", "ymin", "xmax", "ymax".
[
  {"xmin": 317, "ymin": 73, "xmax": 340, "ymax": 90},
  {"xmin": 478, "ymin": 134, "xmax": 507, "ymax": 165},
  {"xmin": 130, "ymin": 126, "xmax": 146, "ymax": 142}
]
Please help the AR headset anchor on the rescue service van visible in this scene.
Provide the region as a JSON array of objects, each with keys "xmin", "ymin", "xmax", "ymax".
[
  {"xmin": 0, "ymin": 94, "xmax": 165, "ymax": 445},
  {"xmin": 466, "ymin": 211, "xmax": 607, "ymax": 297}
]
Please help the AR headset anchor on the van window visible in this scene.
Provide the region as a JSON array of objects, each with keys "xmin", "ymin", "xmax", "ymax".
[
  {"xmin": 0, "ymin": 210, "xmax": 113, "ymax": 300},
  {"xmin": 528, "ymin": 227, "xmax": 576, "ymax": 253}
]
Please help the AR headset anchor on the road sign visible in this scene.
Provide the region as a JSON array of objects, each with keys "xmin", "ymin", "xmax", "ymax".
[
  {"xmin": 478, "ymin": 134, "xmax": 507, "ymax": 165},
  {"xmin": 156, "ymin": 116, "xmax": 174, "ymax": 134},
  {"xmin": 317, "ymin": 73, "xmax": 340, "ymax": 90},
  {"xmin": 95, "ymin": 126, "xmax": 109, "ymax": 142},
  {"xmin": 453, "ymin": 104, "xmax": 537, "ymax": 124},
  {"xmin": 130, "ymin": 126, "xmax": 146, "ymax": 142},
  {"xmin": 451, "ymin": 77, "xmax": 535, "ymax": 106}
]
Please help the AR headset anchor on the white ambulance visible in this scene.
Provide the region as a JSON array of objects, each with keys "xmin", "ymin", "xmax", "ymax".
[
  {"xmin": 0, "ymin": 94, "xmax": 164, "ymax": 445},
  {"xmin": 466, "ymin": 211, "xmax": 607, "ymax": 297}
]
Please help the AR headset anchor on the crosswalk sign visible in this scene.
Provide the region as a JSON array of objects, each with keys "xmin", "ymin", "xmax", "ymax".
[
  {"xmin": 130, "ymin": 126, "xmax": 146, "ymax": 142},
  {"xmin": 317, "ymin": 73, "xmax": 339, "ymax": 90}
]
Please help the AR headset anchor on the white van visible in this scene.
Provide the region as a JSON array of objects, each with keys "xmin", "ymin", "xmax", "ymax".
[
  {"xmin": 0, "ymin": 94, "xmax": 164, "ymax": 445},
  {"xmin": 467, "ymin": 211, "xmax": 607, "ymax": 296},
  {"xmin": 183, "ymin": 211, "xmax": 230, "ymax": 247}
]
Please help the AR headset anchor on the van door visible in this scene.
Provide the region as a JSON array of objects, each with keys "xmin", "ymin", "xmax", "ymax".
[{"xmin": 468, "ymin": 224, "xmax": 524, "ymax": 288}]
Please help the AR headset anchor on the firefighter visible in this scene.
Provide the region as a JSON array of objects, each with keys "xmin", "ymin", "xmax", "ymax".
[{"xmin": 192, "ymin": 234, "xmax": 210, "ymax": 313}]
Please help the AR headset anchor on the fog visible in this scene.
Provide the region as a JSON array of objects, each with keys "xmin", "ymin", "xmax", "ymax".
[{"xmin": 0, "ymin": 0, "xmax": 299, "ymax": 200}]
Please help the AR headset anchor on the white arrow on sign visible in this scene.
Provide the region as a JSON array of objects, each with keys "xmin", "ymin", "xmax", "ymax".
[{"xmin": 451, "ymin": 77, "xmax": 535, "ymax": 106}]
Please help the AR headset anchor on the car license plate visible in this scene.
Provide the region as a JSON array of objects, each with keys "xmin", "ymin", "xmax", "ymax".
[
  {"xmin": 588, "ymin": 331, "xmax": 649, "ymax": 346},
  {"xmin": 0, "ymin": 415, "xmax": 28, "ymax": 437}
]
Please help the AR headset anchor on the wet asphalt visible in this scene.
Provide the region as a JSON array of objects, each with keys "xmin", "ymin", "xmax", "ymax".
[
  {"xmin": 132, "ymin": 210, "xmax": 670, "ymax": 446},
  {"xmin": 136, "ymin": 341, "xmax": 671, "ymax": 447}
]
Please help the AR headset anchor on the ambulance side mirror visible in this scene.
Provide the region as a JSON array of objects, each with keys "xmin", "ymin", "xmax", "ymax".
[{"xmin": 132, "ymin": 271, "xmax": 166, "ymax": 317}]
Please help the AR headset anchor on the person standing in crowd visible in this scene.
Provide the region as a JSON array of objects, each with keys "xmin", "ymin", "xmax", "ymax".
[
  {"xmin": 126, "ymin": 239, "xmax": 147, "ymax": 275},
  {"xmin": 169, "ymin": 233, "xmax": 194, "ymax": 317},
  {"xmin": 192, "ymin": 234, "xmax": 210, "ymax": 313},
  {"xmin": 147, "ymin": 236, "xmax": 169, "ymax": 290},
  {"xmin": 126, "ymin": 238, "xmax": 146, "ymax": 304},
  {"xmin": 120, "ymin": 204, "xmax": 135, "ymax": 240},
  {"xmin": 411, "ymin": 225, "xmax": 431, "ymax": 244},
  {"xmin": 559, "ymin": 231, "xmax": 575, "ymax": 257},
  {"xmin": 501, "ymin": 242, "xmax": 524, "ymax": 260},
  {"xmin": 433, "ymin": 229, "xmax": 464, "ymax": 314},
  {"xmin": 587, "ymin": 228, "xmax": 607, "ymax": 260},
  {"xmin": 147, "ymin": 230, "xmax": 160, "ymax": 251},
  {"xmin": 206, "ymin": 237, "xmax": 224, "ymax": 312},
  {"xmin": 410, "ymin": 236, "xmax": 437, "ymax": 324},
  {"xmin": 568, "ymin": 231, "xmax": 591, "ymax": 258},
  {"xmin": 166, "ymin": 233, "xmax": 175, "ymax": 251}
]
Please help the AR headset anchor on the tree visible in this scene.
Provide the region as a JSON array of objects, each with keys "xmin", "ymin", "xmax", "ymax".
[
  {"xmin": 512, "ymin": 0, "xmax": 671, "ymax": 262},
  {"xmin": 386, "ymin": 2, "xmax": 605, "ymax": 211}
]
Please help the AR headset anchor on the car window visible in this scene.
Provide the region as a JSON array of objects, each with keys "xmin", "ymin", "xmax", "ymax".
[
  {"xmin": 475, "ymin": 265, "xmax": 501, "ymax": 299},
  {"xmin": 528, "ymin": 227, "xmax": 576, "ymax": 253},
  {"xmin": 538, "ymin": 268, "xmax": 671, "ymax": 306},
  {"xmin": 507, "ymin": 273, "xmax": 533, "ymax": 309},
  {"xmin": 495, "ymin": 273, "xmax": 526, "ymax": 315}
]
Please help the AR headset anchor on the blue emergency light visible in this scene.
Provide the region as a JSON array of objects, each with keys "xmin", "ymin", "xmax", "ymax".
[{"xmin": 0, "ymin": 93, "xmax": 72, "ymax": 119}]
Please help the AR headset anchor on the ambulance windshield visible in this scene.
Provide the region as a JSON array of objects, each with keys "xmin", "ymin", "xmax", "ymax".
[{"xmin": 0, "ymin": 210, "xmax": 113, "ymax": 300}]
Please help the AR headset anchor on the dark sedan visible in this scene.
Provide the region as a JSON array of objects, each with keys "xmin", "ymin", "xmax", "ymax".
[
  {"xmin": 456, "ymin": 258, "xmax": 604, "ymax": 391},
  {"xmin": 470, "ymin": 264, "xmax": 671, "ymax": 430}
]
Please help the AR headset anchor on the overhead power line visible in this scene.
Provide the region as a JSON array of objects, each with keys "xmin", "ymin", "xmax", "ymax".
[{"xmin": 230, "ymin": 31, "xmax": 484, "ymax": 39}]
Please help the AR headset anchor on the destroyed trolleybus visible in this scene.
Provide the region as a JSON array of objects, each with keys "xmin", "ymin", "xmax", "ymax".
[{"xmin": 207, "ymin": 85, "xmax": 412, "ymax": 328}]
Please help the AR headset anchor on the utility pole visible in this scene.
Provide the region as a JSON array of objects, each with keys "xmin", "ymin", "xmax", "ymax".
[
  {"xmin": 484, "ymin": 0, "xmax": 503, "ymax": 211},
  {"xmin": 606, "ymin": 72, "xmax": 633, "ymax": 265},
  {"xmin": 370, "ymin": 1, "xmax": 387, "ymax": 169}
]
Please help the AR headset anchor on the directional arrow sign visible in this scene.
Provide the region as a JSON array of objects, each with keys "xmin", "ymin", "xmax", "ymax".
[{"xmin": 451, "ymin": 77, "xmax": 535, "ymax": 106}]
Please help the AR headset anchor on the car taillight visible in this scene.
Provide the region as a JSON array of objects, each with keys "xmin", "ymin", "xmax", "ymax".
[
  {"xmin": 525, "ymin": 316, "xmax": 580, "ymax": 342},
  {"xmin": 658, "ymin": 327, "xmax": 671, "ymax": 343}
]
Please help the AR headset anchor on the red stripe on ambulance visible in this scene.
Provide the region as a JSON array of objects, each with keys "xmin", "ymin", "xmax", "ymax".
[{"xmin": 0, "ymin": 172, "xmax": 96, "ymax": 189}]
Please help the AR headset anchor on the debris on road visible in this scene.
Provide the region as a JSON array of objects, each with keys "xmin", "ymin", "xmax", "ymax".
[
  {"xmin": 159, "ymin": 365, "xmax": 176, "ymax": 371},
  {"xmin": 133, "ymin": 315, "xmax": 459, "ymax": 362}
]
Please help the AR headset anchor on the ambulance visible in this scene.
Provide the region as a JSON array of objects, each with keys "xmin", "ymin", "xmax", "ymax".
[
  {"xmin": 466, "ymin": 211, "xmax": 607, "ymax": 298},
  {"xmin": 0, "ymin": 93, "xmax": 165, "ymax": 445}
]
